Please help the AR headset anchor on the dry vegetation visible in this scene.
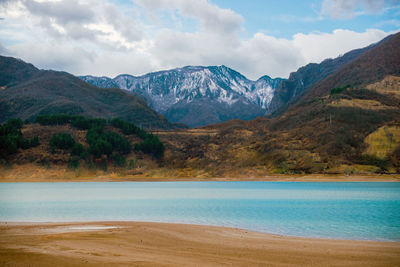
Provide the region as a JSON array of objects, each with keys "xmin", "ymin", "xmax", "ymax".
[
  {"xmin": 328, "ymin": 98, "xmax": 396, "ymax": 110},
  {"xmin": 364, "ymin": 126, "xmax": 400, "ymax": 159},
  {"xmin": 1, "ymin": 75, "xmax": 400, "ymax": 180},
  {"xmin": 366, "ymin": 75, "xmax": 400, "ymax": 96},
  {"xmin": 158, "ymin": 75, "xmax": 400, "ymax": 177}
]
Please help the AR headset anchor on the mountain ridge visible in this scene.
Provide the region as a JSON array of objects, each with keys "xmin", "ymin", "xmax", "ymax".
[
  {"xmin": 0, "ymin": 55, "xmax": 180, "ymax": 129},
  {"xmin": 80, "ymin": 40, "xmax": 377, "ymax": 127},
  {"xmin": 267, "ymin": 41, "xmax": 377, "ymax": 115},
  {"xmin": 81, "ymin": 65, "xmax": 283, "ymax": 127}
]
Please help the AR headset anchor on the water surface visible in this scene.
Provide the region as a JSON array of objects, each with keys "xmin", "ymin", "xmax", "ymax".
[{"xmin": 0, "ymin": 182, "xmax": 399, "ymax": 241}]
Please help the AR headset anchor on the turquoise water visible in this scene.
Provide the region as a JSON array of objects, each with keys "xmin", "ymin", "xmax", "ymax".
[{"xmin": 0, "ymin": 182, "xmax": 399, "ymax": 241}]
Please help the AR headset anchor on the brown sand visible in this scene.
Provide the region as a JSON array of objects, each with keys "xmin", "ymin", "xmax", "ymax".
[
  {"xmin": 1, "ymin": 171, "xmax": 400, "ymax": 183},
  {"xmin": 1, "ymin": 222, "xmax": 399, "ymax": 266}
]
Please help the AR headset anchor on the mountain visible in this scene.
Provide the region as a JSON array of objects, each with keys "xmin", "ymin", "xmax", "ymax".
[
  {"xmin": 255, "ymin": 32, "xmax": 400, "ymax": 173},
  {"xmin": 81, "ymin": 66, "xmax": 282, "ymax": 127},
  {"xmin": 156, "ymin": 32, "xmax": 400, "ymax": 176},
  {"xmin": 0, "ymin": 55, "xmax": 179, "ymax": 129},
  {"xmin": 262, "ymin": 32, "xmax": 400, "ymax": 171},
  {"xmin": 2, "ymin": 33, "xmax": 400, "ymax": 178},
  {"xmin": 81, "ymin": 40, "xmax": 378, "ymax": 127},
  {"xmin": 267, "ymin": 41, "xmax": 376, "ymax": 115}
]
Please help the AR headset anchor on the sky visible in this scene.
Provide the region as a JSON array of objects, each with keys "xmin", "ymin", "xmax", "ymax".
[{"xmin": 0, "ymin": 0, "xmax": 399, "ymax": 80}]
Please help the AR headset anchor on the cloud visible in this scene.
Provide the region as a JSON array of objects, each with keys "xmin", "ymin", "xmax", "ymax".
[
  {"xmin": 134, "ymin": 0, "xmax": 243, "ymax": 35},
  {"xmin": 321, "ymin": 0, "xmax": 386, "ymax": 19},
  {"xmin": 24, "ymin": 0, "xmax": 95, "ymax": 25},
  {"xmin": 0, "ymin": 0, "xmax": 395, "ymax": 80},
  {"xmin": 8, "ymin": 42, "xmax": 96, "ymax": 72},
  {"xmin": 103, "ymin": 4, "xmax": 143, "ymax": 42},
  {"xmin": 375, "ymin": 19, "xmax": 400, "ymax": 27},
  {"xmin": 145, "ymin": 28, "xmax": 389, "ymax": 79},
  {"xmin": 7, "ymin": 0, "xmax": 144, "ymax": 46},
  {"xmin": 0, "ymin": 41, "xmax": 9, "ymax": 54},
  {"xmin": 292, "ymin": 29, "xmax": 389, "ymax": 64}
]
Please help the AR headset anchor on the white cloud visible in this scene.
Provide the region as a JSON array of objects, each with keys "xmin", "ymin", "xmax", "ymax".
[
  {"xmin": 0, "ymin": 0, "xmax": 395, "ymax": 80},
  {"xmin": 134, "ymin": 0, "xmax": 243, "ymax": 35},
  {"xmin": 292, "ymin": 29, "xmax": 389, "ymax": 64},
  {"xmin": 9, "ymin": 42, "xmax": 95, "ymax": 72},
  {"xmin": 24, "ymin": 0, "xmax": 95, "ymax": 25},
  {"xmin": 2, "ymin": 0, "xmax": 144, "ymax": 45},
  {"xmin": 321, "ymin": 0, "xmax": 386, "ymax": 19}
]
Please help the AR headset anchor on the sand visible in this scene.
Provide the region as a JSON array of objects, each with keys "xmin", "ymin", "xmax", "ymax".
[
  {"xmin": 1, "ymin": 222, "xmax": 399, "ymax": 266},
  {"xmin": 1, "ymin": 172, "xmax": 400, "ymax": 182}
]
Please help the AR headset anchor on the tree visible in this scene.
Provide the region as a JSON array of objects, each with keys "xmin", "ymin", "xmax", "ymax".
[
  {"xmin": 50, "ymin": 133, "xmax": 75, "ymax": 150},
  {"xmin": 20, "ymin": 136, "xmax": 39, "ymax": 149},
  {"xmin": 71, "ymin": 142, "xmax": 86, "ymax": 159},
  {"xmin": 135, "ymin": 134, "xmax": 164, "ymax": 159},
  {"xmin": 0, "ymin": 118, "xmax": 24, "ymax": 156},
  {"xmin": 110, "ymin": 118, "xmax": 147, "ymax": 138},
  {"xmin": 88, "ymin": 139, "xmax": 112, "ymax": 158}
]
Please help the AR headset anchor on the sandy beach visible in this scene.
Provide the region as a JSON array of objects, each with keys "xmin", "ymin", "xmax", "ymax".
[{"xmin": 1, "ymin": 221, "xmax": 399, "ymax": 266}]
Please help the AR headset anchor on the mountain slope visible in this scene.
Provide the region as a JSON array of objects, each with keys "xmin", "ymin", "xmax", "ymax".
[
  {"xmin": 155, "ymin": 32, "xmax": 400, "ymax": 176},
  {"xmin": 81, "ymin": 66, "xmax": 282, "ymax": 127},
  {"xmin": 258, "ymin": 32, "xmax": 400, "ymax": 172},
  {"xmin": 0, "ymin": 56, "xmax": 178, "ymax": 129},
  {"xmin": 304, "ymin": 33, "xmax": 400, "ymax": 100},
  {"xmin": 267, "ymin": 41, "xmax": 376, "ymax": 115}
]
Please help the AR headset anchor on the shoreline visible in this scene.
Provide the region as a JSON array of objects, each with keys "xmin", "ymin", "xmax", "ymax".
[
  {"xmin": 1, "ymin": 221, "xmax": 398, "ymax": 243},
  {"xmin": 1, "ymin": 221, "xmax": 399, "ymax": 266},
  {"xmin": 1, "ymin": 173, "xmax": 400, "ymax": 182}
]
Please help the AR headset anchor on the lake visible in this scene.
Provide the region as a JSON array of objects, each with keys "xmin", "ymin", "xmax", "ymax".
[{"xmin": 0, "ymin": 182, "xmax": 399, "ymax": 241}]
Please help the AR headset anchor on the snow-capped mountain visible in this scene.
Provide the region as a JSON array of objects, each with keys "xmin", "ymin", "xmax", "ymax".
[
  {"xmin": 80, "ymin": 65, "xmax": 282, "ymax": 127},
  {"xmin": 83, "ymin": 75, "xmax": 118, "ymax": 89}
]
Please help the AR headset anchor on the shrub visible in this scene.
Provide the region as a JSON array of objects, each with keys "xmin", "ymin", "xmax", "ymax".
[
  {"xmin": 356, "ymin": 155, "xmax": 390, "ymax": 173},
  {"xmin": 110, "ymin": 118, "xmax": 165, "ymax": 158},
  {"xmin": 390, "ymin": 145, "xmax": 400, "ymax": 172},
  {"xmin": 71, "ymin": 142, "xmax": 86, "ymax": 159},
  {"xmin": 103, "ymin": 131, "xmax": 131, "ymax": 154},
  {"xmin": 0, "ymin": 118, "xmax": 24, "ymax": 156},
  {"xmin": 36, "ymin": 114, "xmax": 106, "ymax": 130},
  {"xmin": 110, "ymin": 118, "xmax": 147, "ymax": 138},
  {"xmin": 50, "ymin": 133, "xmax": 75, "ymax": 150},
  {"xmin": 330, "ymin": 85, "xmax": 350, "ymax": 96},
  {"xmin": 134, "ymin": 134, "xmax": 164, "ymax": 159},
  {"xmin": 5, "ymin": 118, "xmax": 23, "ymax": 130},
  {"xmin": 20, "ymin": 136, "xmax": 39, "ymax": 149},
  {"xmin": 86, "ymin": 125, "xmax": 131, "ymax": 158},
  {"xmin": 0, "ymin": 135, "xmax": 19, "ymax": 154},
  {"xmin": 88, "ymin": 139, "xmax": 112, "ymax": 158},
  {"xmin": 86, "ymin": 126, "xmax": 104, "ymax": 145},
  {"xmin": 67, "ymin": 157, "xmax": 80, "ymax": 169},
  {"xmin": 71, "ymin": 117, "xmax": 106, "ymax": 130},
  {"xmin": 110, "ymin": 152, "xmax": 126, "ymax": 167}
]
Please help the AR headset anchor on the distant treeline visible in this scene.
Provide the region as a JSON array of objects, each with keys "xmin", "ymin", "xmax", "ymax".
[{"xmin": 35, "ymin": 114, "xmax": 106, "ymax": 129}]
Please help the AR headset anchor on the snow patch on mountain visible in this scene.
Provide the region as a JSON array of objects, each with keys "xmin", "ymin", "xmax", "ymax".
[{"xmin": 80, "ymin": 65, "xmax": 282, "ymax": 113}]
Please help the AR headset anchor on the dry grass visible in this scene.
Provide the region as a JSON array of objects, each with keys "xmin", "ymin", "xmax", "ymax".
[
  {"xmin": 366, "ymin": 75, "xmax": 400, "ymax": 97},
  {"xmin": 364, "ymin": 126, "xmax": 400, "ymax": 159},
  {"xmin": 328, "ymin": 98, "xmax": 395, "ymax": 110},
  {"xmin": 153, "ymin": 128, "xmax": 218, "ymax": 136}
]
